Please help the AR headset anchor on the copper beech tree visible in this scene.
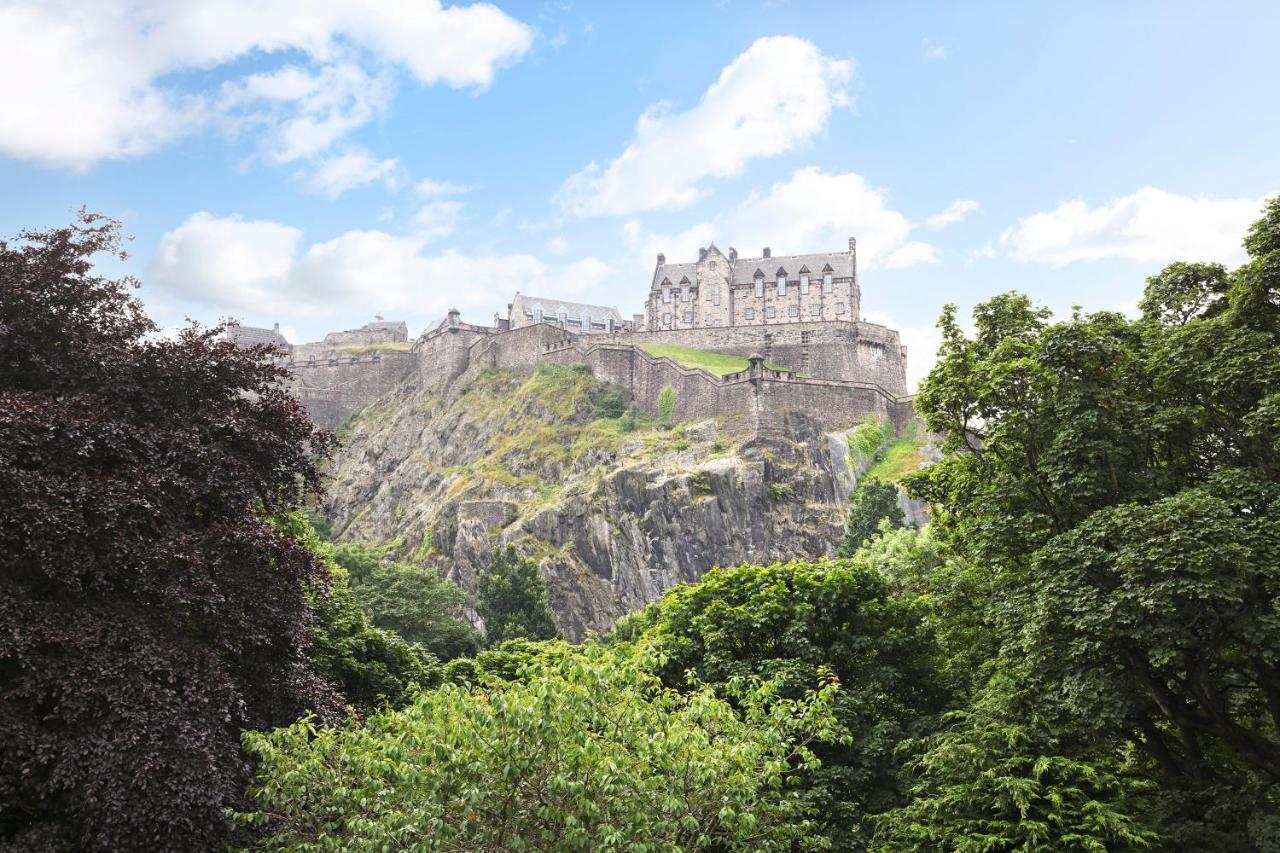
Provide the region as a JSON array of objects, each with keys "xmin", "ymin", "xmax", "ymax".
[{"xmin": 0, "ymin": 214, "xmax": 342, "ymax": 851}]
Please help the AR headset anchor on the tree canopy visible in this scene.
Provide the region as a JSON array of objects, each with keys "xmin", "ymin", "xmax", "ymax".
[{"xmin": 477, "ymin": 546, "xmax": 559, "ymax": 646}]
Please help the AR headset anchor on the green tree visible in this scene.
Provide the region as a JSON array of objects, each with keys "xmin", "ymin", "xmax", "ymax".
[
  {"xmin": 332, "ymin": 542, "xmax": 481, "ymax": 661},
  {"xmin": 644, "ymin": 558, "xmax": 944, "ymax": 847},
  {"xmin": 873, "ymin": 673, "xmax": 1159, "ymax": 852},
  {"xmin": 657, "ymin": 383, "xmax": 677, "ymax": 424},
  {"xmin": 837, "ymin": 477, "xmax": 906, "ymax": 556},
  {"xmin": 477, "ymin": 546, "xmax": 558, "ymax": 646},
  {"xmin": 278, "ymin": 515, "xmax": 441, "ymax": 710},
  {"xmin": 906, "ymin": 198, "xmax": 1280, "ymax": 843},
  {"xmin": 236, "ymin": 646, "xmax": 842, "ymax": 851}
]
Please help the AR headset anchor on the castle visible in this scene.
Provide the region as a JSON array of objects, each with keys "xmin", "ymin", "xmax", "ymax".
[{"xmin": 232, "ymin": 237, "xmax": 914, "ymax": 435}]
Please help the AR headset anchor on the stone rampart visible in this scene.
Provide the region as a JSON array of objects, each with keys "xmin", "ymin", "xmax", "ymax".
[{"xmin": 284, "ymin": 352, "xmax": 416, "ymax": 429}]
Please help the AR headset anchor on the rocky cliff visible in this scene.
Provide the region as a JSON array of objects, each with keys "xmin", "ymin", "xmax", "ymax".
[{"xmin": 323, "ymin": 363, "xmax": 895, "ymax": 639}]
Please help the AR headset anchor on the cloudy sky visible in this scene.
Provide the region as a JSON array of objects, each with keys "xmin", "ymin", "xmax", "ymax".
[{"xmin": 2, "ymin": 1, "xmax": 1275, "ymax": 388}]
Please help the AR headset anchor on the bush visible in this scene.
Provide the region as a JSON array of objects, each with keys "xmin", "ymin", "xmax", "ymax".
[
  {"xmin": 657, "ymin": 384, "xmax": 676, "ymax": 425},
  {"xmin": 593, "ymin": 386, "xmax": 627, "ymax": 419},
  {"xmin": 237, "ymin": 646, "xmax": 841, "ymax": 851},
  {"xmin": 837, "ymin": 477, "xmax": 905, "ymax": 556}
]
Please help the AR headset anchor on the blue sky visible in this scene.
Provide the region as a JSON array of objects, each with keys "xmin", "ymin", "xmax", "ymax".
[{"xmin": 2, "ymin": 1, "xmax": 1275, "ymax": 387}]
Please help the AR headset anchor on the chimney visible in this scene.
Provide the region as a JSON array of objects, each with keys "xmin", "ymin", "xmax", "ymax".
[
  {"xmin": 849, "ymin": 237, "xmax": 857, "ymax": 280},
  {"xmin": 272, "ymin": 322, "xmax": 280, "ymax": 333},
  {"xmin": 728, "ymin": 247, "xmax": 737, "ymax": 262},
  {"xmin": 763, "ymin": 247, "xmax": 771, "ymax": 259},
  {"xmin": 698, "ymin": 247, "xmax": 708, "ymax": 261},
  {"xmin": 656, "ymin": 253, "xmax": 665, "ymax": 265}
]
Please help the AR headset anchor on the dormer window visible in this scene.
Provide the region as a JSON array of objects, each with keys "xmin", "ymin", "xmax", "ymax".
[
  {"xmin": 776, "ymin": 271, "xmax": 787, "ymax": 296},
  {"xmin": 558, "ymin": 310, "xmax": 567, "ymax": 325},
  {"xmin": 533, "ymin": 305, "xmax": 543, "ymax": 322},
  {"xmin": 681, "ymin": 285, "xmax": 690, "ymax": 302},
  {"xmin": 800, "ymin": 274, "xmax": 810, "ymax": 294},
  {"xmin": 582, "ymin": 312, "xmax": 591, "ymax": 330}
]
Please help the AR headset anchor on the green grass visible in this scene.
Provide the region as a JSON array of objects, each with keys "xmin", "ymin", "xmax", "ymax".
[
  {"xmin": 639, "ymin": 343, "xmax": 790, "ymax": 376},
  {"xmin": 864, "ymin": 420, "xmax": 926, "ymax": 483}
]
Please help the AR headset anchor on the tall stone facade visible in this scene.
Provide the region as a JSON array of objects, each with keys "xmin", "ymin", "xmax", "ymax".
[{"xmin": 645, "ymin": 241, "xmax": 860, "ymax": 332}]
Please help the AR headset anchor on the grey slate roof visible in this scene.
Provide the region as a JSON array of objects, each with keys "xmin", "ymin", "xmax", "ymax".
[
  {"xmin": 650, "ymin": 263, "xmax": 697, "ymax": 291},
  {"xmin": 226, "ymin": 323, "xmax": 292, "ymax": 351},
  {"xmin": 729, "ymin": 251, "xmax": 852, "ymax": 286},
  {"xmin": 512, "ymin": 293, "xmax": 624, "ymax": 323},
  {"xmin": 650, "ymin": 247, "xmax": 855, "ymax": 290}
]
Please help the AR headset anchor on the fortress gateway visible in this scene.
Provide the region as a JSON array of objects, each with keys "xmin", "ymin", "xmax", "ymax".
[{"xmin": 235, "ymin": 239, "xmax": 915, "ymax": 434}]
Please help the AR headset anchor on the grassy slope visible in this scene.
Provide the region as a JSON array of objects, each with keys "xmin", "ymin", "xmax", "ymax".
[
  {"xmin": 638, "ymin": 343, "xmax": 789, "ymax": 376},
  {"xmin": 863, "ymin": 420, "xmax": 925, "ymax": 483}
]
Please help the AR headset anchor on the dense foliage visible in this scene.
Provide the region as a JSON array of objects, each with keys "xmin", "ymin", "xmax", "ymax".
[
  {"xmin": 331, "ymin": 540, "xmax": 481, "ymax": 661},
  {"xmin": 476, "ymin": 546, "xmax": 558, "ymax": 646},
  {"xmin": 639, "ymin": 558, "xmax": 944, "ymax": 847},
  {"xmin": 892, "ymin": 197, "xmax": 1280, "ymax": 847},
  {"xmin": 837, "ymin": 477, "xmax": 906, "ymax": 556},
  {"xmin": 237, "ymin": 645, "xmax": 842, "ymax": 851},
  {"xmin": 0, "ymin": 215, "xmax": 341, "ymax": 851}
]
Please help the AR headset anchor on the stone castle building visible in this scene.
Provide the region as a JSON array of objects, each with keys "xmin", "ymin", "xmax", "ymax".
[
  {"xmin": 646, "ymin": 240, "xmax": 859, "ymax": 331},
  {"xmin": 244, "ymin": 237, "xmax": 913, "ymax": 435}
]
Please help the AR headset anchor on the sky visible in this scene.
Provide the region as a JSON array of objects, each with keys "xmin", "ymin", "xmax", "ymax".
[{"xmin": 2, "ymin": 1, "xmax": 1276, "ymax": 389}]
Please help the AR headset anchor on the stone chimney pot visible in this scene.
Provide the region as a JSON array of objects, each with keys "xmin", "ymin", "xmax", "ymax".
[{"xmin": 763, "ymin": 247, "xmax": 771, "ymax": 258}]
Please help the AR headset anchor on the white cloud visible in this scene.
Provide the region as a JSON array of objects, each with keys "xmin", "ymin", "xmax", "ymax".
[
  {"xmin": 557, "ymin": 36, "xmax": 853, "ymax": 217},
  {"xmin": 0, "ymin": 0, "xmax": 534, "ymax": 170},
  {"xmin": 624, "ymin": 167, "xmax": 937, "ymax": 272},
  {"xmin": 410, "ymin": 179, "xmax": 472, "ymax": 240},
  {"xmin": 1001, "ymin": 187, "xmax": 1271, "ymax": 266},
  {"xmin": 545, "ymin": 236, "xmax": 569, "ymax": 254},
  {"xmin": 924, "ymin": 199, "xmax": 979, "ymax": 228},
  {"xmin": 147, "ymin": 212, "xmax": 619, "ymax": 337},
  {"xmin": 297, "ymin": 147, "xmax": 400, "ymax": 198},
  {"xmin": 923, "ymin": 38, "xmax": 949, "ymax": 60}
]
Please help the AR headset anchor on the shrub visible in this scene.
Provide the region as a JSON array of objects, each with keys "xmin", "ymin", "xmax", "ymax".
[
  {"xmin": 593, "ymin": 386, "xmax": 627, "ymax": 419},
  {"xmin": 237, "ymin": 646, "xmax": 841, "ymax": 851},
  {"xmin": 657, "ymin": 384, "xmax": 676, "ymax": 425},
  {"xmin": 477, "ymin": 546, "xmax": 558, "ymax": 647},
  {"xmin": 837, "ymin": 477, "xmax": 905, "ymax": 556}
]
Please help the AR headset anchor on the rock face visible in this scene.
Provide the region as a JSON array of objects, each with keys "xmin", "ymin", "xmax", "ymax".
[{"xmin": 324, "ymin": 365, "xmax": 868, "ymax": 640}]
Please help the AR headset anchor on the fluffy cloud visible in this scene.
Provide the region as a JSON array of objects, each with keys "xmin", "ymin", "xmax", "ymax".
[
  {"xmin": 557, "ymin": 36, "xmax": 853, "ymax": 217},
  {"xmin": 625, "ymin": 167, "xmax": 939, "ymax": 272},
  {"xmin": 924, "ymin": 199, "xmax": 980, "ymax": 228},
  {"xmin": 410, "ymin": 179, "xmax": 472, "ymax": 240},
  {"xmin": 297, "ymin": 147, "xmax": 401, "ymax": 198},
  {"xmin": 1001, "ymin": 187, "xmax": 1272, "ymax": 266},
  {"xmin": 146, "ymin": 212, "xmax": 621, "ymax": 337},
  {"xmin": 0, "ymin": 0, "xmax": 533, "ymax": 170}
]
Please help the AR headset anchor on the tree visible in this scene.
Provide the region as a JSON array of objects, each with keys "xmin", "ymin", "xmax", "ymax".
[
  {"xmin": 236, "ymin": 646, "xmax": 842, "ymax": 852},
  {"xmin": 873, "ymin": 673, "xmax": 1159, "ymax": 852},
  {"xmin": 657, "ymin": 383, "xmax": 676, "ymax": 425},
  {"xmin": 476, "ymin": 546, "xmax": 558, "ymax": 646},
  {"xmin": 0, "ymin": 214, "xmax": 342, "ymax": 850},
  {"xmin": 907, "ymin": 198, "xmax": 1280, "ymax": 842},
  {"xmin": 837, "ymin": 477, "xmax": 905, "ymax": 556},
  {"xmin": 643, "ymin": 558, "xmax": 944, "ymax": 847},
  {"xmin": 332, "ymin": 542, "xmax": 481, "ymax": 661}
]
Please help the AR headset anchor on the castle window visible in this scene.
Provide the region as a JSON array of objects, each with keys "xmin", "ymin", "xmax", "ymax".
[
  {"xmin": 558, "ymin": 311, "xmax": 567, "ymax": 325},
  {"xmin": 800, "ymin": 275, "xmax": 810, "ymax": 294},
  {"xmin": 744, "ymin": 308, "xmax": 755, "ymax": 320},
  {"xmin": 663, "ymin": 288, "xmax": 671, "ymax": 303},
  {"xmin": 765, "ymin": 306, "xmax": 777, "ymax": 319},
  {"xmin": 582, "ymin": 312, "xmax": 591, "ymax": 330},
  {"xmin": 754, "ymin": 277, "xmax": 764, "ymax": 298},
  {"xmin": 809, "ymin": 304, "xmax": 821, "ymax": 316},
  {"xmin": 822, "ymin": 273, "xmax": 832, "ymax": 293},
  {"xmin": 836, "ymin": 302, "xmax": 847, "ymax": 315},
  {"xmin": 533, "ymin": 306, "xmax": 543, "ymax": 323},
  {"xmin": 681, "ymin": 285, "xmax": 690, "ymax": 302},
  {"xmin": 777, "ymin": 273, "xmax": 787, "ymax": 296},
  {"xmin": 662, "ymin": 313, "xmax": 672, "ymax": 327},
  {"xmin": 682, "ymin": 311, "xmax": 693, "ymax": 324},
  {"xmin": 788, "ymin": 305, "xmax": 799, "ymax": 318},
  {"xmin": 711, "ymin": 285, "xmax": 721, "ymax": 306},
  {"xmin": 606, "ymin": 317, "xmax": 615, "ymax": 333}
]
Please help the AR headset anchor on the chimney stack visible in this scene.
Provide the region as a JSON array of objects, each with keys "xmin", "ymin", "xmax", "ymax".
[
  {"xmin": 698, "ymin": 247, "xmax": 708, "ymax": 261},
  {"xmin": 656, "ymin": 253, "xmax": 665, "ymax": 265},
  {"xmin": 763, "ymin": 247, "xmax": 771, "ymax": 258},
  {"xmin": 728, "ymin": 247, "xmax": 737, "ymax": 262}
]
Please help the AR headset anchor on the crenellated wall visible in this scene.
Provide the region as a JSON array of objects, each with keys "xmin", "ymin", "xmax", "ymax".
[{"xmin": 282, "ymin": 315, "xmax": 913, "ymax": 433}]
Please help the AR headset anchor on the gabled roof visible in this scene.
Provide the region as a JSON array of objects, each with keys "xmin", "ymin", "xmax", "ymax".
[
  {"xmin": 730, "ymin": 251, "xmax": 854, "ymax": 286},
  {"xmin": 650, "ymin": 262, "xmax": 697, "ymax": 291},
  {"xmin": 226, "ymin": 323, "xmax": 291, "ymax": 350},
  {"xmin": 511, "ymin": 293, "xmax": 624, "ymax": 322}
]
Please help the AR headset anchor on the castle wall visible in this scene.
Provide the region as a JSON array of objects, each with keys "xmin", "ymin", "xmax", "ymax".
[{"xmin": 285, "ymin": 352, "xmax": 416, "ymax": 429}]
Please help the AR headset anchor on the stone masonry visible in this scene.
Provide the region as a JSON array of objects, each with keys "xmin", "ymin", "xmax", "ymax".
[{"xmin": 265, "ymin": 238, "xmax": 912, "ymax": 431}]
